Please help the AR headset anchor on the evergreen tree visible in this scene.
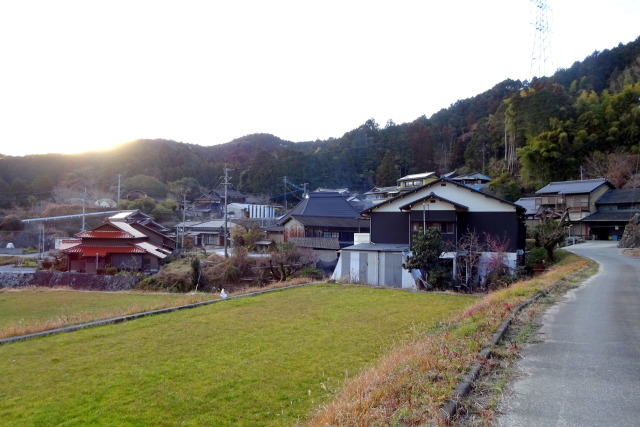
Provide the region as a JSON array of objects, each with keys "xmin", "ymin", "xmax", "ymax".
[{"xmin": 375, "ymin": 150, "xmax": 397, "ymax": 186}]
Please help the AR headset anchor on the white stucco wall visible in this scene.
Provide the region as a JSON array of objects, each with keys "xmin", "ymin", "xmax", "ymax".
[{"xmin": 373, "ymin": 181, "xmax": 515, "ymax": 213}]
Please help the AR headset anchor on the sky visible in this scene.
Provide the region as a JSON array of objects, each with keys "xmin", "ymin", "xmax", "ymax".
[{"xmin": 0, "ymin": 0, "xmax": 638, "ymax": 157}]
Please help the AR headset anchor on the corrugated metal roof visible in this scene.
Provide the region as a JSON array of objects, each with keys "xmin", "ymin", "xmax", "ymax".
[
  {"xmin": 135, "ymin": 242, "xmax": 170, "ymax": 259},
  {"xmin": 399, "ymin": 171, "xmax": 436, "ymax": 181},
  {"xmin": 536, "ymin": 178, "xmax": 611, "ymax": 195},
  {"xmin": 108, "ymin": 221, "xmax": 148, "ymax": 238}
]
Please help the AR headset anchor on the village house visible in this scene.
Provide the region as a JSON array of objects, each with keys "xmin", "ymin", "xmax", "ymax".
[
  {"xmin": 534, "ymin": 178, "xmax": 614, "ymax": 238},
  {"xmin": 579, "ymin": 188, "xmax": 640, "ymax": 241},
  {"xmin": 190, "ymin": 189, "xmax": 247, "ymax": 218},
  {"xmin": 267, "ymin": 191, "xmax": 370, "ymax": 267},
  {"xmin": 332, "ymin": 178, "xmax": 526, "ymax": 289},
  {"xmin": 174, "ymin": 219, "xmax": 237, "ymax": 247},
  {"xmin": 363, "ymin": 171, "xmax": 438, "ymax": 206},
  {"xmin": 62, "ymin": 210, "xmax": 174, "ymax": 273}
]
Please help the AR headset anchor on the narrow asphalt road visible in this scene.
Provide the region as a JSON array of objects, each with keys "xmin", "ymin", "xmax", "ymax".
[{"xmin": 497, "ymin": 241, "xmax": 640, "ymax": 427}]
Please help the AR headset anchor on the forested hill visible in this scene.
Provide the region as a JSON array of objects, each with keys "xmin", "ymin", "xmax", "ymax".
[{"xmin": 1, "ymin": 36, "xmax": 640, "ymax": 210}]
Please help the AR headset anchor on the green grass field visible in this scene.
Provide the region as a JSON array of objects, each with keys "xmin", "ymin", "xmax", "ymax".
[
  {"xmin": 0, "ymin": 284, "xmax": 476, "ymax": 426},
  {"xmin": 0, "ymin": 289, "xmax": 216, "ymax": 338}
]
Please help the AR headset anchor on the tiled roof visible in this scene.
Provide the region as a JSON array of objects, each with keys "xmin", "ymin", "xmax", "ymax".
[
  {"xmin": 63, "ymin": 244, "xmax": 146, "ymax": 257},
  {"xmin": 340, "ymin": 243, "xmax": 410, "ymax": 252},
  {"xmin": 363, "ymin": 178, "xmax": 521, "ymax": 213},
  {"xmin": 515, "ymin": 197, "xmax": 539, "ymax": 216},
  {"xmin": 581, "ymin": 211, "xmax": 640, "ymax": 222},
  {"xmin": 74, "ymin": 230, "xmax": 135, "ymax": 239},
  {"xmin": 596, "ymin": 188, "xmax": 640, "ymax": 205},
  {"xmin": 277, "ymin": 192, "xmax": 362, "ymax": 224},
  {"xmin": 536, "ymin": 178, "xmax": 611, "ymax": 195},
  {"xmin": 398, "ymin": 192, "xmax": 469, "ymax": 211},
  {"xmin": 288, "ymin": 237, "xmax": 340, "ymax": 250},
  {"xmin": 287, "ymin": 215, "xmax": 367, "ymax": 229}
]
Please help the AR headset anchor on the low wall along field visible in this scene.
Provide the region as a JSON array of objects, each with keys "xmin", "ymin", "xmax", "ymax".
[{"xmin": 0, "ymin": 271, "xmax": 140, "ymax": 291}]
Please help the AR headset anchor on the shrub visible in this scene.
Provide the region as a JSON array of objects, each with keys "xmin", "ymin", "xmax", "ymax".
[
  {"xmin": 526, "ymin": 247, "xmax": 546, "ymax": 269},
  {"xmin": 0, "ymin": 215, "xmax": 24, "ymax": 231},
  {"xmin": 105, "ymin": 266, "xmax": 118, "ymax": 275},
  {"xmin": 297, "ymin": 267, "xmax": 323, "ymax": 281}
]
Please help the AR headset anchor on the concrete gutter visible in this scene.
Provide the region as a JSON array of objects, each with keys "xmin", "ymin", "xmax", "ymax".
[
  {"xmin": 437, "ymin": 289, "xmax": 551, "ymax": 423},
  {"xmin": 0, "ymin": 283, "xmax": 313, "ymax": 346}
]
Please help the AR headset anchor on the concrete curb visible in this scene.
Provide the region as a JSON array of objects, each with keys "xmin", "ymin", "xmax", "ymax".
[
  {"xmin": 0, "ymin": 282, "xmax": 313, "ymax": 346},
  {"xmin": 437, "ymin": 289, "xmax": 550, "ymax": 423}
]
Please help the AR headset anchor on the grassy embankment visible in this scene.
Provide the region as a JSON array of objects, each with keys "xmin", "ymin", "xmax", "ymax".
[
  {"xmin": 0, "ymin": 284, "xmax": 476, "ymax": 425},
  {"xmin": 307, "ymin": 251, "xmax": 596, "ymax": 425}
]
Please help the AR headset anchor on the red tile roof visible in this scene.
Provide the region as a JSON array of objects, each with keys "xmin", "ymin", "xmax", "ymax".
[{"xmin": 63, "ymin": 244, "xmax": 146, "ymax": 257}]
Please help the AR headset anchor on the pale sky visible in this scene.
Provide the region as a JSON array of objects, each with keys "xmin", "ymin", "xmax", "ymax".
[{"xmin": 0, "ymin": 0, "xmax": 638, "ymax": 157}]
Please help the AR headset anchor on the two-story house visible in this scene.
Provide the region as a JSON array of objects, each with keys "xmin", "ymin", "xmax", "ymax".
[
  {"xmin": 268, "ymin": 191, "xmax": 370, "ymax": 264},
  {"xmin": 63, "ymin": 211, "xmax": 174, "ymax": 273},
  {"xmin": 581, "ymin": 188, "xmax": 640, "ymax": 240},
  {"xmin": 332, "ymin": 178, "xmax": 526, "ymax": 289},
  {"xmin": 534, "ymin": 178, "xmax": 614, "ymax": 238},
  {"xmin": 363, "ymin": 171, "xmax": 438, "ymax": 206}
]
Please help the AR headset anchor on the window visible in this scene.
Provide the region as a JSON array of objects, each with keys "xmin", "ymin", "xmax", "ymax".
[{"xmin": 411, "ymin": 222, "xmax": 454, "ymax": 234}]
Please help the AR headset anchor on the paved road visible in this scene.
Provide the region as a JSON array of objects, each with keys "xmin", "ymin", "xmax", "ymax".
[{"xmin": 497, "ymin": 241, "xmax": 640, "ymax": 427}]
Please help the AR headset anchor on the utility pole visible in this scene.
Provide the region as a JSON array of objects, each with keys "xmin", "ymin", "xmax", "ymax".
[
  {"xmin": 39, "ymin": 224, "xmax": 45, "ymax": 260},
  {"xmin": 283, "ymin": 176, "xmax": 288, "ymax": 211},
  {"xmin": 223, "ymin": 165, "xmax": 231, "ymax": 258},
  {"xmin": 181, "ymin": 192, "xmax": 186, "ymax": 251},
  {"xmin": 82, "ymin": 188, "xmax": 87, "ymax": 231},
  {"xmin": 117, "ymin": 174, "xmax": 121, "ymax": 206}
]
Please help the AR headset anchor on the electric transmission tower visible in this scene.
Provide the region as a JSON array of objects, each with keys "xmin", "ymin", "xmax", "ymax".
[{"xmin": 529, "ymin": 0, "xmax": 552, "ymax": 80}]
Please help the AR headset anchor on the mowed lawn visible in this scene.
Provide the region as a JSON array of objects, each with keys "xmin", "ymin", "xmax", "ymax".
[
  {"xmin": 0, "ymin": 290, "xmax": 216, "ymax": 338},
  {"xmin": 0, "ymin": 284, "xmax": 476, "ymax": 426}
]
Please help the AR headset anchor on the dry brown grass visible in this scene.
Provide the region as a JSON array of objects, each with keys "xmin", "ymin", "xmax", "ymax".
[
  {"xmin": 621, "ymin": 248, "xmax": 640, "ymax": 258},
  {"xmin": 306, "ymin": 257, "xmax": 593, "ymax": 426}
]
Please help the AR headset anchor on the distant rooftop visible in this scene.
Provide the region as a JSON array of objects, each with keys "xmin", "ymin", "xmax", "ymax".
[
  {"xmin": 398, "ymin": 171, "xmax": 437, "ymax": 181},
  {"xmin": 536, "ymin": 178, "xmax": 612, "ymax": 195}
]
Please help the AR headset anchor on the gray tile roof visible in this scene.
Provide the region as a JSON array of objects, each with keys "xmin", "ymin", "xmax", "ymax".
[
  {"xmin": 340, "ymin": 243, "xmax": 410, "ymax": 252},
  {"xmin": 287, "ymin": 216, "xmax": 368, "ymax": 229},
  {"xmin": 581, "ymin": 210, "xmax": 640, "ymax": 222},
  {"xmin": 276, "ymin": 192, "xmax": 362, "ymax": 225},
  {"xmin": 288, "ymin": 237, "xmax": 340, "ymax": 250},
  {"xmin": 535, "ymin": 178, "xmax": 612, "ymax": 195},
  {"xmin": 596, "ymin": 188, "xmax": 640, "ymax": 205},
  {"xmin": 515, "ymin": 197, "xmax": 539, "ymax": 216}
]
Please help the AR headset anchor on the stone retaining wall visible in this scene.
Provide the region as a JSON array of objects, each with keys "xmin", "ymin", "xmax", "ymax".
[{"xmin": 0, "ymin": 271, "xmax": 141, "ymax": 291}]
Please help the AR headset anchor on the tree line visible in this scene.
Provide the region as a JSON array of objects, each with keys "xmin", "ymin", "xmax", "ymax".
[{"xmin": 1, "ymin": 36, "xmax": 639, "ymax": 213}]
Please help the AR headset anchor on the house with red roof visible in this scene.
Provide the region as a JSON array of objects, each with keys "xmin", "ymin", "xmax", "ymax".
[{"xmin": 63, "ymin": 210, "xmax": 174, "ymax": 273}]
